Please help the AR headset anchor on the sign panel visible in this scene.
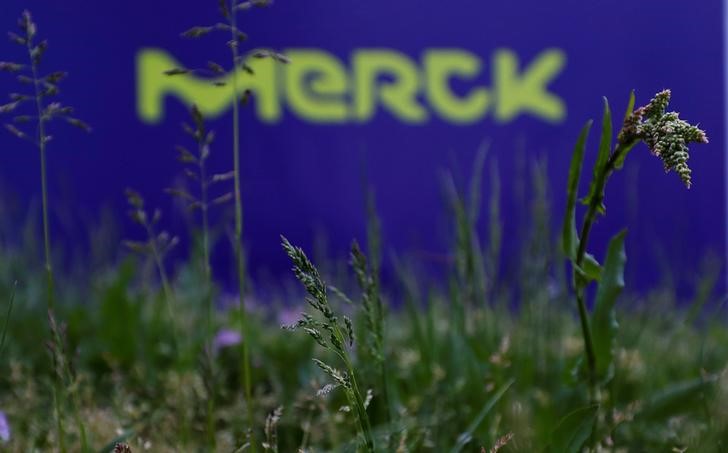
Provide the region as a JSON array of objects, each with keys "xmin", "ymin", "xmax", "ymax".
[{"xmin": 0, "ymin": 1, "xmax": 724, "ymax": 291}]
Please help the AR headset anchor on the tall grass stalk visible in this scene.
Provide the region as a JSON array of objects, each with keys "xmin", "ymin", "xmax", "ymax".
[
  {"xmin": 124, "ymin": 190, "xmax": 180, "ymax": 352},
  {"xmin": 227, "ymin": 8, "xmax": 256, "ymax": 445},
  {"xmin": 169, "ymin": 2, "xmax": 288, "ymax": 444},
  {"xmin": 354, "ymin": 191, "xmax": 394, "ymax": 426},
  {"xmin": 168, "ymin": 104, "xmax": 235, "ymax": 447},
  {"xmin": 1, "ymin": 11, "xmax": 91, "ymax": 451},
  {"xmin": 282, "ymin": 236, "xmax": 376, "ymax": 452}
]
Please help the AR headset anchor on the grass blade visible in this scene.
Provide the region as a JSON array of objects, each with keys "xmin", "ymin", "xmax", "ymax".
[
  {"xmin": 639, "ymin": 374, "xmax": 718, "ymax": 421},
  {"xmin": 614, "ymin": 90, "xmax": 638, "ymax": 170},
  {"xmin": 547, "ymin": 404, "xmax": 598, "ymax": 453},
  {"xmin": 591, "ymin": 229, "xmax": 627, "ymax": 381},
  {"xmin": 622, "ymin": 89, "xmax": 635, "ymax": 123},
  {"xmin": 582, "ymin": 98, "xmax": 612, "ymax": 214},
  {"xmin": 449, "ymin": 378, "xmax": 514, "ymax": 453},
  {"xmin": 562, "ymin": 120, "xmax": 592, "ymax": 259},
  {"xmin": 0, "ymin": 281, "xmax": 17, "ymax": 360}
]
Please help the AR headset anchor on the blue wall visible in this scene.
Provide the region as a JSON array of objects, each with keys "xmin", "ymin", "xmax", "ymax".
[{"xmin": 0, "ymin": 1, "xmax": 724, "ymax": 292}]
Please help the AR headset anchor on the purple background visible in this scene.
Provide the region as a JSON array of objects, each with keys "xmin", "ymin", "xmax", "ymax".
[{"xmin": 0, "ymin": 1, "xmax": 724, "ymax": 293}]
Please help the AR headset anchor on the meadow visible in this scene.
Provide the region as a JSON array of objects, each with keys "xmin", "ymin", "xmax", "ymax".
[{"xmin": 1, "ymin": 3, "xmax": 727, "ymax": 452}]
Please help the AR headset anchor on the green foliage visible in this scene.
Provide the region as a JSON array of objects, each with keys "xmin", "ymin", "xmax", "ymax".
[
  {"xmin": 592, "ymin": 230, "xmax": 627, "ymax": 382},
  {"xmin": 562, "ymin": 120, "xmax": 590, "ymax": 261},
  {"xmin": 281, "ymin": 236, "xmax": 376, "ymax": 452},
  {"xmin": 0, "ymin": 233, "xmax": 726, "ymax": 451},
  {"xmin": 547, "ymin": 405, "xmax": 598, "ymax": 453},
  {"xmin": 0, "ymin": 7, "xmax": 719, "ymax": 450},
  {"xmin": 449, "ymin": 379, "xmax": 514, "ymax": 453},
  {"xmin": 562, "ymin": 90, "xmax": 709, "ymax": 449},
  {"xmin": 0, "ymin": 281, "xmax": 16, "ymax": 361}
]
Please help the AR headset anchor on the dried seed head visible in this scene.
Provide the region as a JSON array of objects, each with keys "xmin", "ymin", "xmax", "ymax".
[
  {"xmin": 218, "ymin": 0, "xmax": 231, "ymax": 19},
  {"xmin": 125, "ymin": 188, "xmax": 144, "ymax": 209},
  {"xmin": 0, "ymin": 62, "xmax": 24, "ymax": 72},
  {"xmin": 207, "ymin": 61, "xmax": 225, "ymax": 74},
  {"xmin": 66, "ymin": 117, "xmax": 91, "ymax": 132},
  {"xmin": 31, "ymin": 40, "xmax": 48, "ymax": 64},
  {"xmin": 0, "ymin": 102, "xmax": 20, "ymax": 114},
  {"xmin": 45, "ymin": 71, "xmax": 67, "ymax": 83},
  {"xmin": 4, "ymin": 124, "xmax": 26, "ymax": 139},
  {"xmin": 181, "ymin": 26, "xmax": 214, "ymax": 39},
  {"xmin": 113, "ymin": 443, "xmax": 132, "ymax": 453},
  {"xmin": 163, "ymin": 68, "xmax": 190, "ymax": 76},
  {"xmin": 7, "ymin": 32, "xmax": 26, "ymax": 46},
  {"xmin": 19, "ymin": 11, "xmax": 36, "ymax": 40}
]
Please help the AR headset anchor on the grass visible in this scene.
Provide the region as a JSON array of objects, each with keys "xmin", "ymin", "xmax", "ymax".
[
  {"xmin": 0, "ymin": 227, "xmax": 727, "ymax": 451},
  {"xmin": 0, "ymin": 4, "xmax": 726, "ymax": 453}
]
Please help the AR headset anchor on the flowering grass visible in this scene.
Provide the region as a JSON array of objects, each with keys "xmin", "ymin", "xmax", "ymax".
[{"xmin": 0, "ymin": 235, "xmax": 726, "ymax": 451}]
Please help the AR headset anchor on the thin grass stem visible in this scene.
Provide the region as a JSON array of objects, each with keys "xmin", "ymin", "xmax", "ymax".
[{"xmin": 228, "ymin": 2, "xmax": 256, "ymax": 447}]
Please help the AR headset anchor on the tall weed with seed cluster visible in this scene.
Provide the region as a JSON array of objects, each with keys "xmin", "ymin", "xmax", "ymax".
[{"xmin": 561, "ymin": 90, "xmax": 708, "ymax": 448}]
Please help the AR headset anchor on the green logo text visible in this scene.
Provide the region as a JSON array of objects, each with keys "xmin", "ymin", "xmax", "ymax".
[{"xmin": 137, "ymin": 48, "xmax": 566, "ymax": 125}]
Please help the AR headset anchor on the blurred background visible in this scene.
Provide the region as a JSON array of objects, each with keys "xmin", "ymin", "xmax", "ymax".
[{"xmin": 0, "ymin": 0, "xmax": 724, "ymax": 296}]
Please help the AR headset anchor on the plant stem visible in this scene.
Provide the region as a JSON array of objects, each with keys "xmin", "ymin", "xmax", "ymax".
[
  {"xmin": 52, "ymin": 384, "xmax": 66, "ymax": 453},
  {"xmin": 28, "ymin": 43, "xmax": 53, "ymax": 311},
  {"xmin": 334, "ymin": 326, "xmax": 375, "ymax": 452},
  {"xmin": 228, "ymin": 3, "xmax": 256, "ymax": 448},
  {"xmin": 199, "ymin": 135, "xmax": 217, "ymax": 449},
  {"xmin": 27, "ymin": 39, "xmax": 86, "ymax": 451},
  {"xmin": 574, "ymin": 143, "xmax": 628, "ymax": 403},
  {"xmin": 145, "ymin": 222, "xmax": 179, "ymax": 348}
]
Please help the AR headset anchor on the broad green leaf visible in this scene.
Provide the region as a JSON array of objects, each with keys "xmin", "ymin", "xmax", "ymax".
[
  {"xmin": 592, "ymin": 229, "xmax": 627, "ymax": 380},
  {"xmin": 582, "ymin": 98, "xmax": 612, "ymax": 214},
  {"xmin": 547, "ymin": 405, "xmax": 598, "ymax": 453},
  {"xmin": 562, "ymin": 120, "xmax": 592, "ymax": 259},
  {"xmin": 639, "ymin": 375, "xmax": 718, "ymax": 421},
  {"xmin": 449, "ymin": 379, "xmax": 514, "ymax": 453}
]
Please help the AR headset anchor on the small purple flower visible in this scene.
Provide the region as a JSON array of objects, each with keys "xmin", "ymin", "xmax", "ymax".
[
  {"xmin": 213, "ymin": 328, "xmax": 242, "ymax": 354},
  {"xmin": 0, "ymin": 410, "xmax": 10, "ymax": 443}
]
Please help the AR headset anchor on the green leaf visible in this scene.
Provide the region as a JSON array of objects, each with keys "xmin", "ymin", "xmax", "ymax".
[
  {"xmin": 639, "ymin": 375, "xmax": 718, "ymax": 421},
  {"xmin": 613, "ymin": 139, "xmax": 638, "ymax": 171},
  {"xmin": 0, "ymin": 281, "xmax": 17, "ymax": 360},
  {"xmin": 547, "ymin": 405, "xmax": 598, "ymax": 453},
  {"xmin": 614, "ymin": 90, "xmax": 638, "ymax": 170},
  {"xmin": 562, "ymin": 120, "xmax": 592, "ymax": 259},
  {"xmin": 582, "ymin": 98, "xmax": 612, "ymax": 214},
  {"xmin": 592, "ymin": 229, "xmax": 627, "ymax": 381},
  {"xmin": 468, "ymin": 140, "xmax": 489, "ymax": 222},
  {"xmin": 574, "ymin": 252, "xmax": 602, "ymax": 285},
  {"xmin": 449, "ymin": 379, "xmax": 514, "ymax": 453},
  {"xmin": 623, "ymin": 90, "xmax": 635, "ymax": 122}
]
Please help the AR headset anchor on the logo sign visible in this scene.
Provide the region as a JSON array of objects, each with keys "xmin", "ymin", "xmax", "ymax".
[{"xmin": 0, "ymin": 1, "xmax": 724, "ymax": 292}]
